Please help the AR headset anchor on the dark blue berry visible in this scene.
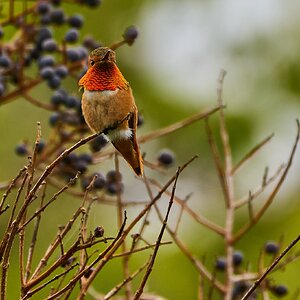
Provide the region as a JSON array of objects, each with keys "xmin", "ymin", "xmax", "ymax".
[
  {"xmin": 42, "ymin": 38, "xmax": 58, "ymax": 52},
  {"xmin": 94, "ymin": 226, "xmax": 104, "ymax": 237},
  {"xmin": 233, "ymin": 251, "xmax": 244, "ymax": 267},
  {"xmin": 271, "ymin": 285, "xmax": 288, "ymax": 297},
  {"xmin": 63, "ymin": 152, "xmax": 78, "ymax": 165},
  {"xmin": 66, "ymin": 48, "xmax": 80, "ymax": 62},
  {"xmin": 50, "ymin": 9, "xmax": 65, "ymax": 24},
  {"xmin": 215, "ymin": 257, "xmax": 226, "ymax": 271},
  {"xmin": 0, "ymin": 26, "xmax": 4, "ymax": 38},
  {"xmin": 90, "ymin": 135, "xmax": 108, "ymax": 152},
  {"xmin": 93, "ymin": 172, "xmax": 106, "ymax": 189},
  {"xmin": 49, "ymin": 112, "xmax": 60, "ymax": 126},
  {"xmin": 0, "ymin": 55, "xmax": 12, "ymax": 68},
  {"xmin": 81, "ymin": 177, "xmax": 90, "ymax": 190},
  {"xmin": 137, "ymin": 113, "xmax": 144, "ymax": 127},
  {"xmin": 15, "ymin": 144, "xmax": 28, "ymax": 156},
  {"xmin": 36, "ymin": 27, "xmax": 52, "ymax": 44},
  {"xmin": 61, "ymin": 256, "xmax": 75, "ymax": 268},
  {"xmin": 106, "ymin": 170, "xmax": 122, "ymax": 183},
  {"xmin": 83, "ymin": 268, "xmax": 94, "ymax": 278},
  {"xmin": 157, "ymin": 150, "xmax": 175, "ymax": 166},
  {"xmin": 47, "ymin": 75, "xmax": 61, "ymax": 89},
  {"xmin": 55, "ymin": 65, "xmax": 68, "ymax": 78},
  {"xmin": 78, "ymin": 153, "xmax": 92, "ymax": 164},
  {"xmin": 51, "ymin": 89, "xmax": 67, "ymax": 105},
  {"xmin": 68, "ymin": 14, "xmax": 84, "ymax": 28},
  {"xmin": 40, "ymin": 66, "xmax": 55, "ymax": 79},
  {"xmin": 75, "ymin": 160, "xmax": 88, "ymax": 173},
  {"xmin": 77, "ymin": 47, "xmax": 88, "ymax": 60},
  {"xmin": 123, "ymin": 25, "xmax": 139, "ymax": 45},
  {"xmin": 106, "ymin": 182, "xmax": 124, "ymax": 195},
  {"xmin": 84, "ymin": 0, "xmax": 102, "ymax": 7},
  {"xmin": 38, "ymin": 55, "xmax": 55, "ymax": 69},
  {"xmin": 65, "ymin": 95, "xmax": 79, "ymax": 108},
  {"xmin": 36, "ymin": 140, "xmax": 46, "ymax": 153},
  {"xmin": 0, "ymin": 82, "xmax": 5, "ymax": 96},
  {"xmin": 82, "ymin": 35, "xmax": 101, "ymax": 50},
  {"xmin": 40, "ymin": 14, "xmax": 51, "ymax": 25},
  {"xmin": 36, "ymin": 2, "xmax": 51, "ymax": 14},
  {"xmin": 264, "ymin": 241, "xmax": 279, "ymax": 254},
  {"xmin": 232, "ymin": 282, "xmax": 251, "ymax": 299},
  {"xmin": 65, "ymin": 28, "xmax": 79, "ymax": 43}
]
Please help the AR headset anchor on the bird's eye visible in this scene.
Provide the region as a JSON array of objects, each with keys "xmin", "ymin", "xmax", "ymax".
[{"xmin": 90, "ymin": 60, "xmax": 95, "ymax": 66}]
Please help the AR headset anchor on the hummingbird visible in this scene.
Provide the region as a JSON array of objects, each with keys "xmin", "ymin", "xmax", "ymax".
[{"xmin": 79, "ymin": 47, "xmax": 143, "ymax": 176}]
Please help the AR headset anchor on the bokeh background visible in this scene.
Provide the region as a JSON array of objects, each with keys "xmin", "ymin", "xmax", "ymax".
[{"xmin": 1, "ymin": 0, "xmax": 300, "ymax": 299}]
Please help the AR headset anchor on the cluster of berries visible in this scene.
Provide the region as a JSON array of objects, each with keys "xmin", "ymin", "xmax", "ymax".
[{"xmin": 215, "ymin": 242, "xmax": 288, "ymax": 298}]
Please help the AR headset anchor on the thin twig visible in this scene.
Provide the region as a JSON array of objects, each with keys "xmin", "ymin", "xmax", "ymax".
[
  {"xmin": 241, "ymin": 234, "xmax": 300, "ymax": 300},
  {"xmin": 234, "ymin": 120, "xmax": 300, "ymax": 242},
  {"xmin": 103, "ymin": 259, "xmax": 150, "ymax": 300},
  {"xmin": 231, "ymin": 133, "xmax": 274, "ymax": 175}
]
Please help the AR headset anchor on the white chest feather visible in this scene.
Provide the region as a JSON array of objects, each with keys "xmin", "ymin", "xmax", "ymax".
[{"xmin": 83, "ymin": 89, "xmax": 118, "ymax": 103}]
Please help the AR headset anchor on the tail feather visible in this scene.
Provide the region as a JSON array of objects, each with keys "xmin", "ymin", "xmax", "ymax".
[{"xmin": 112, "ymin": 138, "xmax": 143, "ymax": 176}]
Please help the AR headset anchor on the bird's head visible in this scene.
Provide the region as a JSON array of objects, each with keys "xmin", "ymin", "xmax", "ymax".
[{"xmin": 88, "ymin": 47, "xmax": 116, "ymax": 69}]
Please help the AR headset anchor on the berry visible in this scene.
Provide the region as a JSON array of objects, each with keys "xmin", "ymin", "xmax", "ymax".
[
  {"xmin": 0, "ymin": 82, "xmax": 5, "ymax": 96},
  {"xmin": 82, "ymin": 35, "xmax": 101, "ymax": 50},
  {"xmin": 15, "ymin": 144, "xmax": 28, "ymax": 156},
  {"xmin": 40, "ymin": 14, "xmax": 51, "ymax": 25},
  {"xmin": 0, "ymin": 26, "xmax": 4, "ymax": 38},
  {"xmin": 61, "ymin": 256, "xmax": 75, "ymax": 268},
  {"xmin": 50, "ymin": 9, "xmax": 65, "ymax": 24},
  {"xmin": 36, "ymin": 140, "xmax": 46, "ymax": 153},
  {"xmin": 215, "ymin": 257, "xmax": 226, "ymax": 271},
  {"xmin": 83, "ymin": 268, "xmax": 94, "ymax": 278},
  {"xmin": 38, "ymin": 55, "xmax": 55, "ymax": 69},
  {"xmin": 106, "ymin": 182, "xmax": 124, "ymax": 195},
  {"xmin": 63, "ymin": 152, "xmax": 78, "ymax": 165},
  {"xmin": 264, "ymin": 241, "xmax": 279, "ymax": 255},
  {"xmin": 123, "ymin": 25, "xmax": 139, "ymax": 45},
  {"xmin": 94, "ymin": 226, "xmax": 104, "ymax": 238},
  {"xmin": 232, "ymin": 282, "xmax": 252, "ymax": 299},
  {"xmin": 81, "ymin": 177, "xmax": 90, "ymax": 190},
  {"xmin": 66, "ymin": 48, "xmax": 80, "ymax": 62},
  {"xmin": 84, "ymin": 0, "xmax": 102, "ymax": 7},
  {"xmin": 157, "ymin": 149, "xmax": 175, "ymax": 166},
  {"xmin": 55, "ymin": 65, "xmax": 68, "ymax": 78},
  {"xmin": 233, "ymin": 251, "xmax": 244, "ymax": 267},
  {"xmin": 93, "ymin": 172, "xmax": 106, "ymax": 189},
  {"xmin": 65, "ymin": 95, "xmax": 79, "ymax": 108},
  {"xmin": 74, "ymin": 160, "xmax": 88, "ymax": 173},
  {"xmin": 49, "ymin": 112, "xmax": 60, "ymax": 126},
  {"xmin": 47, "ymin": 75, "xmax": 61, "ymax": 89},
  {"xmin": 106, "ymin": 170, "xmax": 122, "ymax": 183},
  {"xmin": 68, "ymin": 14, "xmax": 84, "ymax": 28},
  {"xmin": 77, "ymin": 47, "xmax": 88, "ymax": 59},
  {"xmin": 40, "ymin": 66, "xmax": 55, "ymax": 79},
  {"xmin": 137, "ymin": 113, "xmax": 144, "ymax": 127},
  {"xmin": 42, "ymin": 38, "xmax": 58, "ymax": 52},
  {"xmin": 36, "ymin": 27, "xmax": 53, "ymax": 44},
  {"xmin": 36, "ymin": 2, "xmax": 51, "ymax": 15},
  {"xmin": 78, "ymin": 153, "xmax": 92, "ymax": 164},
  {"xmin": 271, "ymin": 284, "xmax": 288, "ymax": 297},
  {"xmin": 51, "ymin": 89, "xmax": 67, "ymax": 105},
  {"xmin": 65, "ymin": 28, "xmax": 79, "ymax": 43},
  {"xmin": 89, "ymin": 135, "xmax": 108, "ymax": 152},
  {"xmin": 0, "ymin": 55, "xmax": 12, "ymax": 68}
]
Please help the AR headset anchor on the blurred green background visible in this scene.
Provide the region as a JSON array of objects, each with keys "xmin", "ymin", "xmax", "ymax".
[{"xmin": 1, "ymin": 0, "xmax": 300, "ymax": 299}]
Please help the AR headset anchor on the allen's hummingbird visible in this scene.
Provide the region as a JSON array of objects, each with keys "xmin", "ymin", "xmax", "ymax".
[{"xmin": 79, "ymin": 47, "xmax": 143, "ymax": 176}]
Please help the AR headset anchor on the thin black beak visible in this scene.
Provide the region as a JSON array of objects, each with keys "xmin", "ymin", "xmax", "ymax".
[{"xmin": 102, "ymin": 50, "xmax": 110, "ymax": 61}]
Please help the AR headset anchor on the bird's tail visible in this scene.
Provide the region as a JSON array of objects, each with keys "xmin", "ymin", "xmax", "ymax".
[{"xmin": 112, "ymin": 137, "xmax": 143, "ymax": 176}]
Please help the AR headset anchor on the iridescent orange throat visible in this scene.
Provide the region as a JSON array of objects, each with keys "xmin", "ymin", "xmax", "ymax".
[{"xmin": 79, "ymin": 62, "xmax": 129, "ymax": 91}]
